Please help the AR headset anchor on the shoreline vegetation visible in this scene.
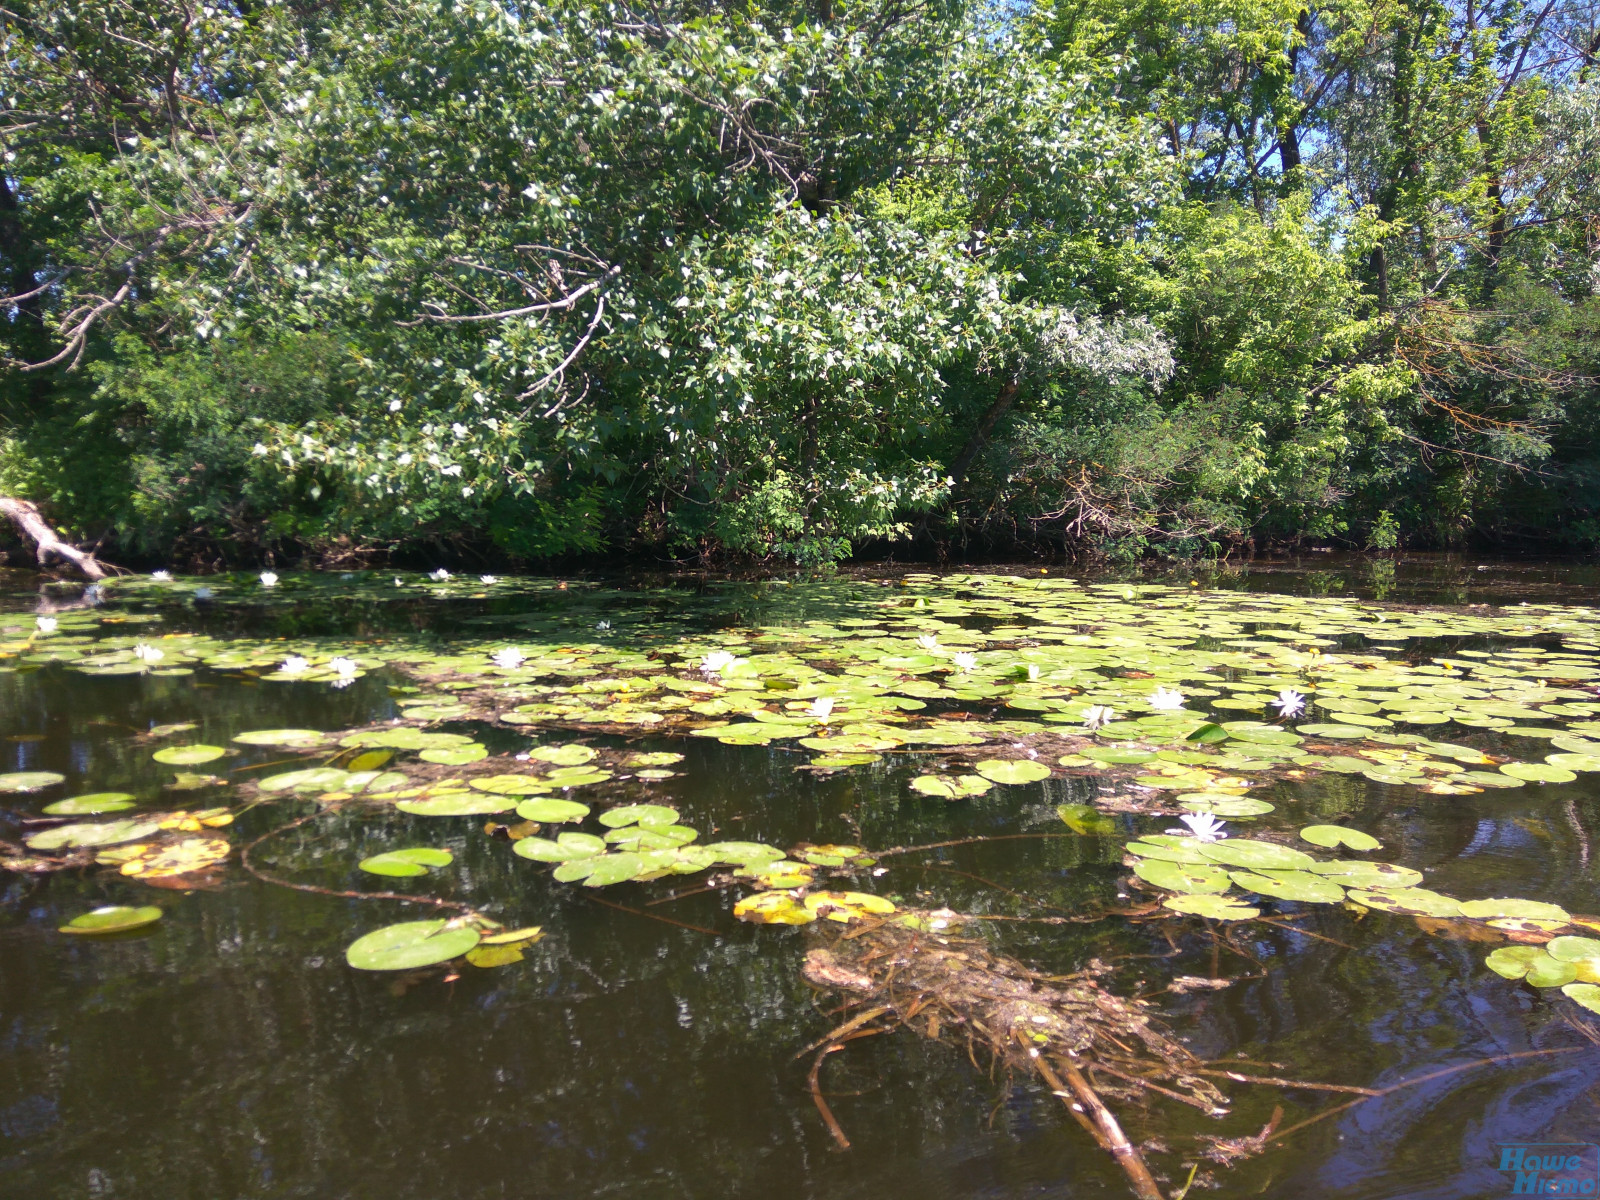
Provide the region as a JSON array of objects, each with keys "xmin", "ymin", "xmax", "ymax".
[{"xmin": 1, "ymin": 0, "xmax": 1597, "ymax": 573}]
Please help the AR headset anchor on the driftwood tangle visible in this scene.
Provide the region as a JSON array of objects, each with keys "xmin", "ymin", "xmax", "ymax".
[{"xmin": 800, "ymin": 912, "xmax": 1230, "ymax": 1199}]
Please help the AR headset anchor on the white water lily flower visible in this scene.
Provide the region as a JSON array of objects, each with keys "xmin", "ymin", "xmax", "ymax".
[
  {"xmin": 192, "ymin": 587, "xmax": 213, "ymax": 601},
  {"xmin": 1167, "ymin": 812, "xmax": 1228, "ymax": 842},
  {"xmin": 259, "ymin": 571, "xmax": 279, "ymax": 587},
  {"xmin": 1026, "ymin": 663, "xmax": 1040, "ymax": 681},
  {"xmin": 133, "ymin": 643, "xmax": 164, "ymax": 663},
  {"xmin": 806, "ymin": 696, "xmax": 836, "ymax": 720},
  {"xmin": 393, "ymin": 577, "xmax": 405, "ymax": 586},
  {"xmin": 1270, "ymin": 688, "xmax": 1307, "ymax": 719},
  {"xmin": 952, "ymin": 651, "xmax": 978, "ymax": 672},
  {"xmin": 280, "ymin": 655, "xmax": 309, "ymax": 675},
  {"xmin": 596, "ymin": 620, "xmax": 611, "ymax": 631},
  {"xmin": 479, "ymin": 574, "xmax": 499, "ymax": 584},
  {"xmin": 916, "ymin": 634, "xmax": 942, "ymax": 652},
  {"xmin": 150, "ymin": 570, "xmax": 172, "ymax": 582},
  {"xmin": 1082, "ymin": 705, "xmax": 1116, "ymax": 731},
  {"xmin": 34, "ymin": 616, "xmax": 57, "ymax": 633},
  {"xmin": 492, "ymin": 647, "xmax": 526, "ymax": 669},
  {"xmin": 700, "ymin": 650, "xmax": 737, "ymax": 675},
  {"xmin": 328, "ymin": 657, "xmax": 358, "ymax": 678},
  {"xmin": 1148, "ymin": 687, "xmax": 1185, "ymax": 711},
  {"xmin": 428, "ymin": 568, "xmax": 451, "ymax": 582},
  {"xmin": 83, "ymin": 584, "xmax": 104, "ymax": 605}
]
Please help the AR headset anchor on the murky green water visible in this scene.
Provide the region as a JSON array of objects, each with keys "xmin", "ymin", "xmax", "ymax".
[{"xmin": 3, "ymin": 555, "xmax": 1599, "ymax": 1200}]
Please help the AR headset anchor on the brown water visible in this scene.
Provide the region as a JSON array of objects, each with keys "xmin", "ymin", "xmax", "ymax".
[{"xmin": 2, "ymin": 556, "xmax": 1598, "ymax": 1200}]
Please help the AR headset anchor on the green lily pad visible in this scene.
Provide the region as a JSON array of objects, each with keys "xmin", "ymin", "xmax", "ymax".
[
  {"xmin": 1308, "ymin": 860, "xmax": 1424, "ymax": 888},
  {"xmin": 418, "ymin": 744, "xmax": 488, "ymax": 766},
  {"xmin": 1347, "ymin": 887, "xmax": 1462, "ymax": 917},
  {"xmin": 704, "ymin": 841, "xmax": 786, "ymax": 865},
  {"xmin": 1546, "ymin": 753, "xmax": 1600, "ymax": 772},
  {"xmin": 346, "ymin": 919, "xmax": 479, "ymax": 971},
  {"xmin": 259, "ymin": 767, "xmax": 352, "ymax": 793},
  {"xmin": 340, "ymin": 729, "xmax": 475, "ymax": 750},
  {"xmin": 513, "ymin": 798, "xmax": 591, "ymax": 823},
  {"xmin": 1164, "ymin": 894, "xmax": 1260, "ymax": 920},
  {"xmin": 1179, "ymin": 794, "xmax": 1275, "ymax": 817},
  {"xmin": 605, "ymin": 824, "xmax": 699, "ymax": 850},
  {"xmin": 1125, "ymin": 837, "xmax": 1212, "ymax": 863},
  {"xmin": 1299, "ymin": 825, "xmax": 1382, "ymax": 851},
  {"xmin": 470, "ymin": 774, "xmax": 553, "ymax": 795},
  {"xmin": 598, "ymin": 804, "xmax": 680, "ymax": 828},
  {"xmin": 43, "ymin": 792, "xmax": 137, "ymax": 815},
  {"xmin": 1057, "ymin": 804, "xmax": 1116, "ymax": 835},
  {"xmin": 1229, "ymin": 870, "xmax": 1345, "ymax": 904},
  {"xmin": 396, "ymin": 794, "xmax": 517, "ymax": 816},
  {"xmin": 1500, "ymin": 761, "xmax": 1577, "ymax": 783},
  {"xmin": 1296, "ymin": 724, "xmax": 1371, "ymax": 739},
  {"xmin": 526, "ymin": 743, "xmax": 598, "ymax": 765},
  {"xmin": 514, "ymin": 831, "xmax": 607, "ymax": 862},
  {"xmin": 911, "ymin": 774, "xmax": 993, "ymax": 799},
  {"xmin": 1082, "ymin": 747, "xmax": 1156, "ymax": 765},
  {"xmin": 1485, "ymin": 944, "xmax": 1550, "ymax": 980},
  {"xmin": 1132, "ymin": 857, "xmax": 1233, "ymax": 894},
  {"xmin": 1561, "ymin": 983, "xmax": 1600, "ymax": 1013},
  {"xmin": 1546, "ymin": 935, "xmax": 1600, "ymax": 963},
  {"xmin": 59, "ymin": 905, "xmax": 163, "ymax": 935},
  {"xmin": 627, "ymin": 752, "xmax": 685, "ymax": 767},
  {"xmin": 973, "ymin": 759, "xmax": 1051, "ymax": 785},
  {"xmin": 541, "ymin": 767, "xmax": 614, "ymax": 787},
  {"xmin": 0, "ymin": 771, "xmax": 65, "ymax": 793},
  {"xmin": 27, "ymin": 819, "xmax": 162, "ymax": 850},
  {"xmin": 1458, "ymin": 897, "xmax": 1572, "ymax": 922},
  {"xmin": 232, "ymin": 729, "xmax": 325, "ymax": 746},
  {"xmin": 359, "ymin": 847, "xmax": 455, "ymax": 877},
  {"xmin": 152, "ymin": 745, "xmax": 227, "ymax": 765},
  {"xmin": 1198, "ymin": 839, "xmax": 1316, "ymax": 871}
]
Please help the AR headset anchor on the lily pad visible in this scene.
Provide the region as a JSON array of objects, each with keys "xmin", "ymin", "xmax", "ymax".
[
  {"xmin": 359, "ymin": 847, "xmax": 454, "ymax": 877},
  {"xmin": 1164, "ymin": 894, "xmax": 1260, "ymax": 920},
  {"xmin": 1179, "ymin": 795, "xmax": 1274, "ymax": 817},
  {"xmin": 1125, "ymin": 837, "xmax": 1212, "ymax": 864},
  {"xmin": 59, "ymin": 905, "xmax": 163, "ymax": 935},
  {"xmin": 803, "ymin": 891, "xmax": 897, "ymax": 922},
  {"xmin": 0, "ymin": 771, "xmax": 65, "ymax": 793},
  {"xmin": 418, "ymin": 744, "xmax": 488, "ymax": 766},
  {"xmin": 1561, "ymin": 983, "xmax": 1600, "ymax": 1013},
  {"xmin": 513, "ymin": 831, "xmax": 608, "ymax": 862},
  {"xmin": 26, "ymin": 819, "xmax": 162, "ymax": 850},
  {"xmin": 1230, "ymin": 869, "xmax": 1345, "ymax": 904},
  {"xmin": 258, "ymin": 768, "xmax": 350, "ymax": 793},
  {"xmin": 973, "ymin": 759, "xmax": 1051, "ymax": 785},
  {"xmin": 232, "ymin": 729, "xmax": 325, "ymax": 746},
  {"xmin": 118, "ymin": 837, "xmax": 231, "ymax": 878},
  {"xmin": 1458, "ymin": 897, "xmax": 1572, "ymax": 922},
  {"xmin": 1132, "ymin": 857, "xmax": 1233, "ymax": 894},
  {"xmin": 1198, "ymin": 839, "xmax": 1316, "ymax": 871},
  {"xmin": 1546, "ymin": 936, "xmax": 1600, "ymax": 964},
  {"xmin": 1500, "ymin": 761, "xmax": 1577, "ymax": 783},
  {"xmin": 1309, "ymin": 860, "xmax": 1424, "ymax": 888},
  {"xmin": 513, "ymin": 798, "xmax": 591, "ymax": 823},
  {"xmin": 345, "ymin": 919, "xmax": 479, "ymax": 971},
  {"xmin": 470, "ymin": 774, "xmax": 554, "ymax": 796},
  {"xmin": 1057, "ymin": 804, "xmax": 1116, "ymax": 835},
  {"xmin": 1299, "ymin": 825, "xmax": 1382, "ymax": 851},
  {"xmin": 526, "ymin": 744, "xmax": 598, "ymax": 765},
  {"xmin": 599, "ymin": 804, "xmax": 680, "ymax": 828},
  {"xmin": 396, "ymin": 794, "xmax": 517, "ymax": 816},
  {"xmin": 910, "ymin": 774, "xmax": 994, "ymax": 799},
  {"xmin": 733, "ymin": 890, "xmax": 816, "ymax": 925},
  {"xmin": 43, "ymin": 792, "xmax": 137, "ymax": 815},
  {"xmin": 1347, "ymin": 887, "xmax": 1462, "ymax": 917},
  {"xmin": 152, "ymin": 745, "xmax": 227, "ymax": 766}
]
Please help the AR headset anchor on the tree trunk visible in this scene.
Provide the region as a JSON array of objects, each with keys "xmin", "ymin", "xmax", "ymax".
[
  {"xmin": 946, "ymin": 376, "xmax": 1021, "ymax": 498},
  {"xmin": 0, "ymin": 498, "xmax": 107, "ymax": 579}
]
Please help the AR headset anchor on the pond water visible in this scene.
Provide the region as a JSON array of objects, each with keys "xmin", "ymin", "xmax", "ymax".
[{"xmin": 2, "ymin": 555, "xmax": 1599, "ymax": 1200}]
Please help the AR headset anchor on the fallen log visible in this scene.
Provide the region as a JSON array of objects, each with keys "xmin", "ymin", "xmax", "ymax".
[{"xmin": 0, "ymin": 497, "xmax": 106, "ymax": 579}]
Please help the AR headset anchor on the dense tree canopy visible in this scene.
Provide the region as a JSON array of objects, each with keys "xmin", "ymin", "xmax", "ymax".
[{"xmin": 1, "ymin": 0, "xmax": 1596, "ymax": 566}]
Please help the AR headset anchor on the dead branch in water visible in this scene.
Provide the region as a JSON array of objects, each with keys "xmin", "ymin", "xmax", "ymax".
[{"xmin": 0, "ymin": 497, "xmax": 110, "ymax": 579}]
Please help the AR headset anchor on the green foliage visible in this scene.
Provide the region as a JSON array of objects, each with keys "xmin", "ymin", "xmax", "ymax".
[{"xmin": 0, "ymin": 0, "xmax": 1595, "ymax": 564}]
